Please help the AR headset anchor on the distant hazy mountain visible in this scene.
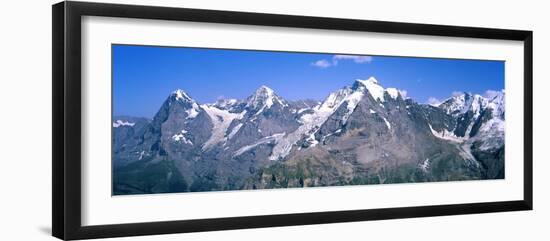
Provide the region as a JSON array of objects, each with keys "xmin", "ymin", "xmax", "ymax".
[{"xmin": 112, "ymin": 77, "xmax": 505, "ymax": 195}]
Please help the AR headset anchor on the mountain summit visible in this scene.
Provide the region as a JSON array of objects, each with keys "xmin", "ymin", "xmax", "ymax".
[
  {"xmin": 171, "ymin": 89, "xmax": 194, "ymax": 102},
  {"xmin": 245, "ymin": 85, "xmax": 288, "ymax": 113},
  {"xmin": 354, "ymin": 77, "xmax": 406, "ymax": 102},
  {"xmin": 112, "ymin": 78, "xmax": 505, "ymax": 194},
  {"xmin": 439, "ymin": 92, "xmax": 488, "ymax": 117}
]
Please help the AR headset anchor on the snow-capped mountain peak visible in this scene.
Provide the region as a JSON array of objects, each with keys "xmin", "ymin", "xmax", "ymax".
[
  {"xmin": 355, "ymin": 77, "xmax": 405, "ymax": 101},
  {"xmin": 246, "ymin": 85, "xmax": 287, "ymax": 111},
  {"xmin": 439, "ymin": 92, "xmax": 467, "ymax": 114},
  {"xmin": 169, "ymin": 89, "xmax": 201, "ymax": 119},
  {"xmin": 355, "ymin": 77, "xmax": 385, "ymax": 102},
  {"xmin": 486, "ymin": 90, "xmax": 505, "ymax": 119},
  {"xmin": 438, "ymin": 92, "xmax": 488, "ymax": 117},
  {"xmin": 470, "ymin": 94, "xmax": 488, "ymax": 115},
  {"xmin": 318, "ymin": 87, "xmax": 354, "ymax": 111},
  {"xmin": 172, "ymin": 89, "xmax": 194, "ymax": 102},
  {"xmin": 359, "ymin": 76, "xmax": 379, "ymax": 85},
  {"xmin": 114, "ymin": 77, "xmax": 506, "ymax": 194}
]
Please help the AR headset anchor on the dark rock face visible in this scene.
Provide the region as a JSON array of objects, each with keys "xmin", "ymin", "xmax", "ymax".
[
  {"xmin": 472, "ymin": 144, "xmax": 504, "ymax": 179},
  {"xmin": 112, "ymin": 116, "xmax": 151, "ymax": 167},
  {"xmin": 113, "ymin": 78, "xmax": 505, "ymax": 195}
]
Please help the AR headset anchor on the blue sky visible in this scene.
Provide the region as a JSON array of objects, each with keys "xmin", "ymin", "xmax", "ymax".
[{"xmin": 113, "ymin": 44, "xmax": 504, "ymax": 118}]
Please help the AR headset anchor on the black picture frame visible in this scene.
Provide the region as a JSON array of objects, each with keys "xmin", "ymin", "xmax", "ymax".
[{"xmin": 52, "ymin": 1, "xmax": 533, "ymax": 240}]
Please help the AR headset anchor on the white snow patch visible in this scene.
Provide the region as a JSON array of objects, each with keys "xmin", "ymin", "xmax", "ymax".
[
  {"xmin": 428, "ymin": 124, "xmax": 478, "ymax": 165},
  {"xmin": 461, "ymin": 143, "xmax": 479, "ymax": 166},
  {"xmin": 113, "ymin": 120, "xmax": 135, "ymax": 127},
  {"xmin": 369, "ymin": 109, "xmax": 376, "ymax": 114},
  {"xmin": 234, "ymin": 133, "xmax": 285, "ymax": 157},
  {"xmin": 464, "ymin": 121, "xmax": 475, "ymax": 138},
  {"xmin": 471, "ymin": 91, "xmax": 505, "ymax": 151},
  {"xmin": 317, "ymin": 88, "xmax": 353, "ymax": 113},
  {"xmin": 138, "ymin": 151, "xmax": 146, "ymax": 160},
  {"xmin": 440, "ymin": 93, "xmax": 488, "ymax": 117},
  {"xmin": 382, "ymin": 116, "xmax": 391, "ymax": 130},
  {"xmin": 342, "ymin": 90, "xmax": 364, "ymax": 122},
  {"xmin": 226, "ymin": 98, "xmax": 238, "ymax": 105},
  {"xmin": 269, "ymin": 84, "xmax": 366, "ymax": 160},
  {"xmin": 305, "ymin": 132, "xmax": 319, "ymax": 147},
  {"xmin": 201, "ymin": 105, "xmax": 246, "ymax": 149},
  {"xmin": 171, "ymin": 89, "xmax": 201, "ymax": 118},
  {"xmin": 486, "ymin": 91, "xmax": 505, "ymax": 119},
  {"xmin": 246, "ymin": 86, "xmax": 287, "ymax": 116},
  {"xmin": 481, "ymin": 118, "xmax": 505, "ymax": 133},
  {"xmin": 173, "ymin": 89, "xmax": 193, "ymax": 101},
  {"xmin": 419, "ymin": 158, "xmax": 430, "ymax": 172},
  {"xmin": 172, "ymin": 129, "xmax": 193, "ymax": 145},
  {"xmin": 476, "ymin": 118, "xmax": 505, "ymax": 151},
  {"xmin": 386, "ymin": 88, "xmax": 399, "ymax": 99},
  {"xmin": 227, "ymin": 123, "xmax": 243, "ymax": 140},
  {"xmin": 185, "ymin": 102, "xmax": 200, "ymax": 119},
  {"xmin": 355, "ymin": 77, "xmax": 404, "ymax": 101},
  {"xmin": 356, "ymin": 77, "xmax": 385, "ymax": 102},
  {"xmin": 321, "ymin": 129, "xmax": 343, "ymax": 143},
  {"xmin": 428, "ymin": 124, "xmax": 467, "ymax": 143}
]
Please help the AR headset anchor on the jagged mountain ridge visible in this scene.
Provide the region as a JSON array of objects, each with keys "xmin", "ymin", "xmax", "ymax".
[{"xmin": 112, "ymin": 77, "xmax": 505, "ymax": 194}]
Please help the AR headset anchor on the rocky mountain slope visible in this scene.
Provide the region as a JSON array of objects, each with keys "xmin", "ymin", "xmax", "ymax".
[{"xmin": 112, "ymin": 77, "xmax": 505, "ymax": 195}]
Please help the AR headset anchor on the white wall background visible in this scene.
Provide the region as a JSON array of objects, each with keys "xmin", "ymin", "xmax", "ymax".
[{"xmin": 0, "ymin": 0, "xmax": 547, "ymax": 240}]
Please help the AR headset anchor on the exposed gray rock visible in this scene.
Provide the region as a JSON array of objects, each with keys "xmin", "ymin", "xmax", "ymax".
[{"xmin": 113, "ymin": 78, "xmax": 505, "ymax": 195}]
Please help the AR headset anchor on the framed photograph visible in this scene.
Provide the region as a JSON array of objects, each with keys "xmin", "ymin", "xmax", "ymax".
[{"xmin": 52, "ymin": 1, "xmax": 533, "ymax": 240}]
